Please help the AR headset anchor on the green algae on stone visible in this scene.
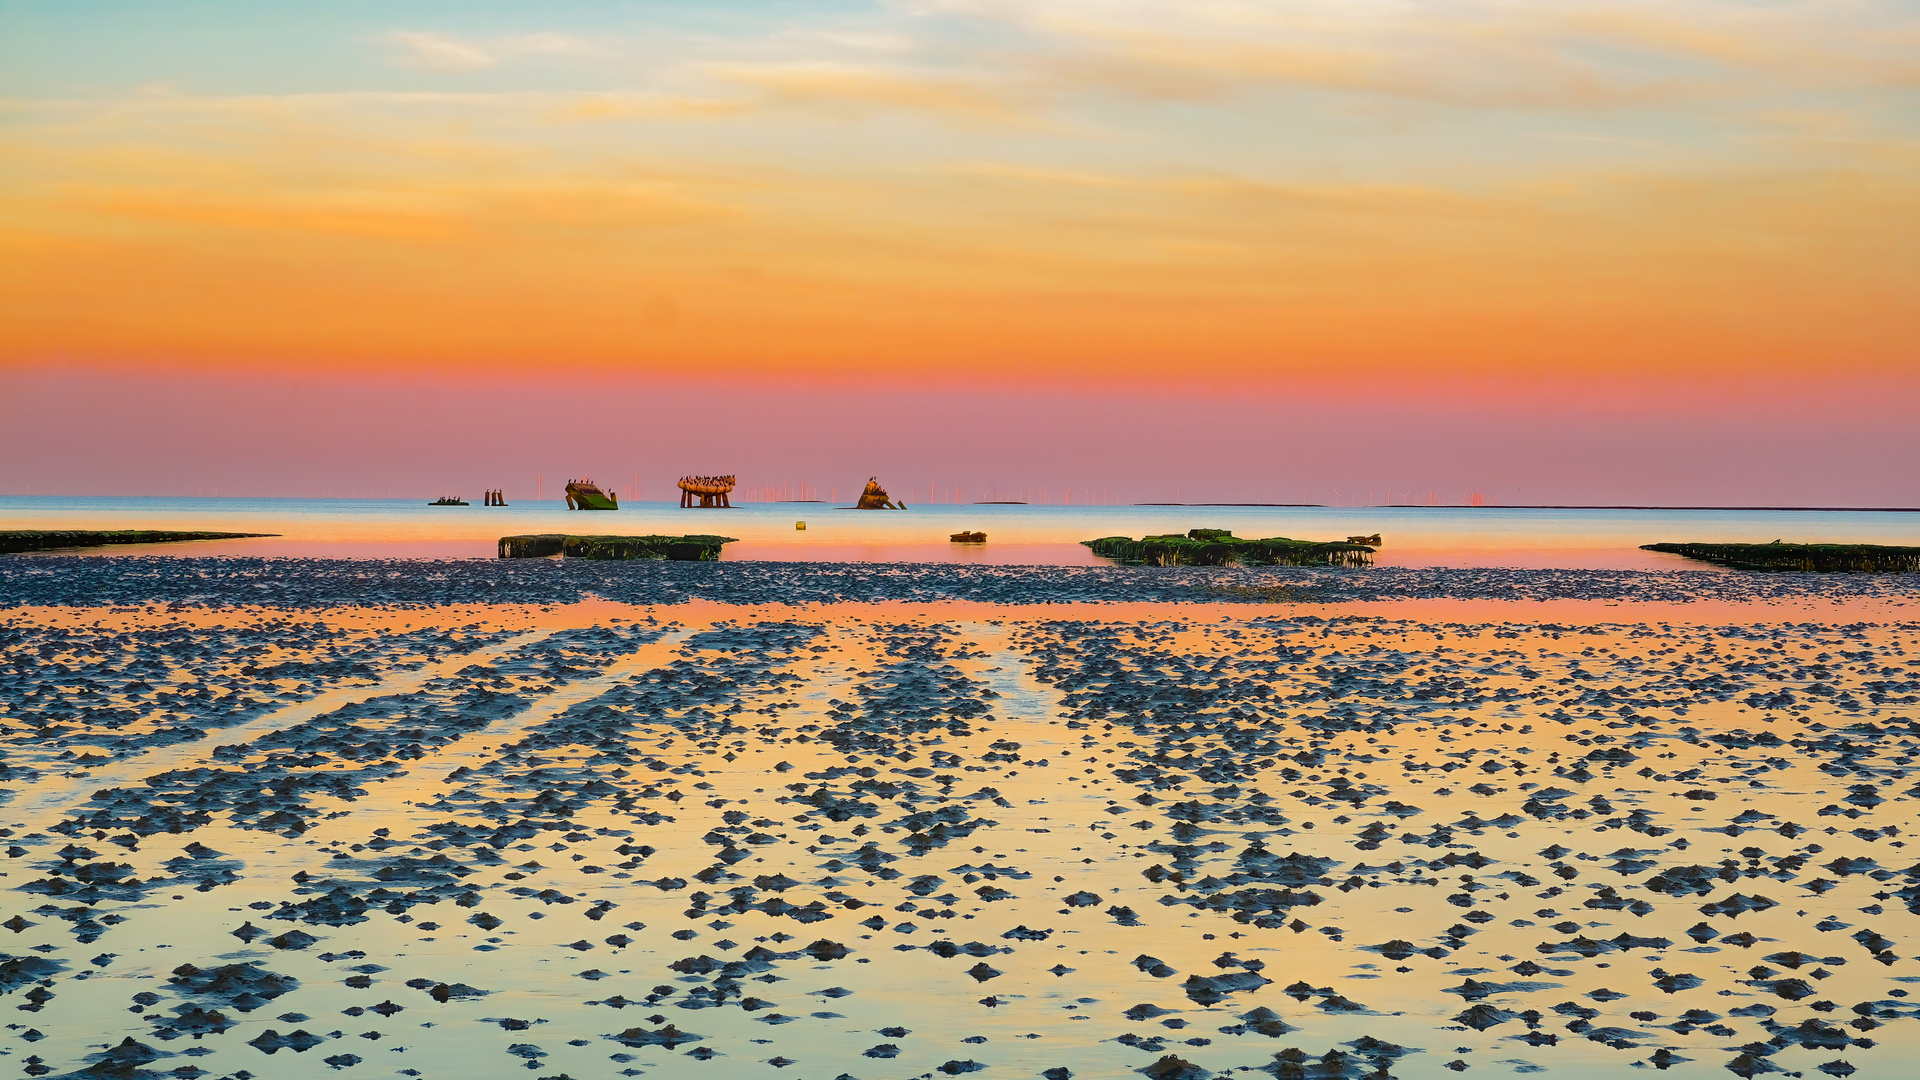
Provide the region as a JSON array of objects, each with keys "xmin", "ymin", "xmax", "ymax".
[
  {"xmin": 0, "ymin": 530, "xmax": 275, "ymax": 554},
  {"xmin": 1084, "ymin": 529, "xmax": 1374, "ymax": 568},
  {"xmin": 497, "ymin": 534, "xmax": 737, "ymax": 561}
]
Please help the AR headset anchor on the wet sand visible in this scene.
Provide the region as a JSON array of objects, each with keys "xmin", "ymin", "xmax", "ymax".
[{"xmin": 4, "ymin": 562, "xmax": 1920, "ymax": 1079}]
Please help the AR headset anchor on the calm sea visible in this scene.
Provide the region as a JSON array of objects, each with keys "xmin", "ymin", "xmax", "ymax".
[{"xmin": 4, "ymin": 496, "xmax": 1917, "ymax": 569}]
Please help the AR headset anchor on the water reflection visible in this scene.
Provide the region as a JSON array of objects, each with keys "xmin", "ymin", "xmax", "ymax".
[
  {"xmin": 4, "ymin": 598, "xmax": 1918, "ymax": 1077},
  {"xmin": 5, "ymin": 496, "xmax": 1916, "ymax": 568}
]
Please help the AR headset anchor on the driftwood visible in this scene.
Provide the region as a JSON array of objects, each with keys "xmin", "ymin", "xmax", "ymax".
[{"xmin": 1642, "ymin": 542, "xmax": 1920, "ymax": 573}]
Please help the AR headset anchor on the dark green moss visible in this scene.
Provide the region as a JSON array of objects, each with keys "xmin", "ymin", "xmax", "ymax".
[
  {"xmin": 498, "ymin": 534, "xmax": 737, "ymax": 561},
  {"xmin": 0, "ymin": 530, "xmax": 275, "ymax": 554},
  {"xmin": 496, "ymin": 534, "xmax": 567, "ymax": 558},
  {"xmin": 1084, "ymin": 529, "xmax": 1374, "ymax": 567}
]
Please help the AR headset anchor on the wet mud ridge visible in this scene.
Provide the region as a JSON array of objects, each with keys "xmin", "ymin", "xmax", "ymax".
[
  {"xmin": 2, "ymin": 591, "xmax": 1920, "ymax": 1077},
  {"xmin": 6, "ymin": 556, "xmax": 1920, "ymax": 608}
]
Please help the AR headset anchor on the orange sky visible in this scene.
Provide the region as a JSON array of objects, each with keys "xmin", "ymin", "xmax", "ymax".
[
  {"xmin": 4, "ymin": 1, "xmax": 1917, "ymax": 386},
  {"xmin": 2, "ymin": 2, "xmax": 1918, "ymax": 505},
  {"xmin": 5, "ymin": 137, "xmax": 1913, "ymax": 382}
]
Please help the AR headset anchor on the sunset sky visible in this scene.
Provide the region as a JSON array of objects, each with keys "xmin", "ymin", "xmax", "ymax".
[{"xmin": 3, "ymin": 1, "xmax": 1916, "ymax": 504}]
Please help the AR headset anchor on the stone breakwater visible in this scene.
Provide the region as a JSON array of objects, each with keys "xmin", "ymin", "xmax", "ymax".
[{"xmin": 0, "ymin": 578, "xmax": 1919, "ymax": 1077}]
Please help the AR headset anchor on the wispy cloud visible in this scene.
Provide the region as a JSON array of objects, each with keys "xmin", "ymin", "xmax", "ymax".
[
  {"xmin": 894, "ymin": 0, "xmax": 1920, "ymax": 106},
  {"xmin": 793, "ymin": 30, "xmax": 919, "ymax": 53},
  {"xmin": 388, "ymin": 31, "xmax": 498, "ymax": 71},
  {"xmin": 706, "ymin": 62, "xmax": 1033, "ymax": 123},
  {"xmin": 385, "ymin": 30, "xmax": 603, "ymax": 72},
  {"xmin": 349, "ymin": 3, "xmax": 1920, "ymax": 125},
  {"xmin": 930, "ymin": 159, "xmax": 1500, "ymax": 222}
]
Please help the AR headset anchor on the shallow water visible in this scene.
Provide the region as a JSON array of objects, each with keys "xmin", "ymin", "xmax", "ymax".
[
  {"xmin": 4, "ymin": 576, "xmax": 1920, "ymax": 1079},
  {"xmin": 5, "ymin": 496, "xmax": 1918, "ymax": 568}
]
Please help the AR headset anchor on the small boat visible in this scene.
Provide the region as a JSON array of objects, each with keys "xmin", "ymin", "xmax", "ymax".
[
  {"xmin": 565, "ymin": 479, "xmax": 618, "ymax": 510},
  {"xmin": 951, "ymin": 531, "xmax": 986, "ymax": 543},
  {"xmin": 678, "ymin": 475, "xmax": 736, "ymax": 508},
  {"xmin": 429, "ymin": 496, "xmax": 468, "ymax": 506}
]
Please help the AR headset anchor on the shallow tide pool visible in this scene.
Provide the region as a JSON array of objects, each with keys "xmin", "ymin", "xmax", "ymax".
[{"xmin": 3, "ymin": 573, "xmax": 1920, "ymax": 1079}]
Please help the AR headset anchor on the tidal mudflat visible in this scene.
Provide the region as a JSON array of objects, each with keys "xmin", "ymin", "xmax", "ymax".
[{"xmin": 4, "ymin": 561, "xmax": 1920, "ymax": 1079}]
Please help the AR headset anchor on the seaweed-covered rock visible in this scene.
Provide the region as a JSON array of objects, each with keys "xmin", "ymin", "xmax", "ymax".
[
  {"xmin": 247, "ymin": 1028, "xmax": 326, "ymax": 1054},
  {"xmin": 1641, "ymin": 541, "xmax": 1920, "ymax": 573},
  {"xmin": 0, "ymin": 530, "xmax": 273, "ymax": 553},
  {"xmin": 167, "ymin": 962, "xmax": 298, "ymax": 1009},
  {"xmin": 499, "ymin": 534, "xmax": 738, "ymax": 561},
  {"xmin": 1085, "ymin": 530, "xmax": 1374, "ymax": 568},
  {"xmin": 608, "ymin": 1024, "xmax": 702, "ymax": 1049},
  {"xmin": 1140, "ymin": 1056, "xmax": 1211, "ymax": 1080},
  {"xmin": 0, "ymin": 955, "xmax": 64, "ymax": 993}
]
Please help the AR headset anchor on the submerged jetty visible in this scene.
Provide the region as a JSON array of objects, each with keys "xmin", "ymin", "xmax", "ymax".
[
  {"xmin": 498, "ymin": 533, "xmax": 736, "ymax": 561},
  {"xmin": 1643, "ymin": 541, "xmax": 1920, "ymax": 572},
  {"xmin": 1085, "ymin": 528, "xmax": 1376, "ymax": 567},
  {"xmin": 0, "ymin": 529, "xmax": 275, "ymax": 554}
]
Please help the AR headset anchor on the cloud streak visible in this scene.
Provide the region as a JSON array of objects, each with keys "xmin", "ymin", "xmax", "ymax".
[
  {"xmin": 388, "ymin": 31, "xmax": 498, "ymax": 71},
  {"xmin": 385, "ymin": 30, "xmax": 602, "ymax": 72},
  {"xmin": 1, "ymin": 0, "xmax": 1914, "ymax": 392},
  {"xmin": 899, "ymin": 0, "xmax": 1920, "ymax": 106},
  {"xmin": 706, "ymin": 62, "xmax": 1034, "ymax": 122}
]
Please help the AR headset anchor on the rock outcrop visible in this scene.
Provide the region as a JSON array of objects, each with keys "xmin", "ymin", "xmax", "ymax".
[
  {"xmin": 1643, "ymin": 541, "xmax": 1920, "ymax": 572},
  {"xmin": 855, "ymin": 478, "xmax": 903, "ymax": 510},
  {"xmin": 1084, "ymin": 528, "xmax": 1374, "ymax": 567},
  {"xmin": 498, "ymin": 534, "xmax": 737, "ymax": 561}
]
